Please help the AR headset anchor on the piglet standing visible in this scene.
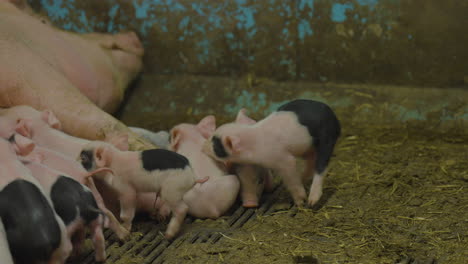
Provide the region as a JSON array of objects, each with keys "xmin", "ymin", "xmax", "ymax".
[
  {"xmin": 203, "ymin": 99, "xmax": 341, "ymax": 207},
  {"xmin": 231, "ymin": 109, "xmax": 274, "ymax": 208},
  {"xmin": 78, "ymin": 140, "xmax": 208, "ymax": 238},
  {"xmin": 0, "ymin": 138, "xmax": 72, "ymax": 264}
]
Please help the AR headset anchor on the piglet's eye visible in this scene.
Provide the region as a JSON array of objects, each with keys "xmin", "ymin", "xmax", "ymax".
[{"xmin": 80, "ymin": 153, "xmax": 88, "ymax": 162}]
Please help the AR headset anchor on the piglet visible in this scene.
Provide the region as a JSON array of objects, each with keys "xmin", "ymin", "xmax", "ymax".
[
  {"xmin": 78, "ymin": 140, "xmax": 208, "ymax": 238},
  {"xmin": 203, "ymin": 99, "xmax": 341, "ymax": 207},
  {"xmin": 0, "ymin": 106, "xmax": 89, "ymax": 158},
  {"xmin": 21, "ymin": 161, "xmax": 111, "ymax": 262},
  {"xmin": 169, "ymin": 115, "xmax": 240, "ymax": 218},
  {"xmin": 0, "ymin": 105, "xmax": 61, "ymax": 139},
  {"xmin": 11, "ymin": 133, "xmax": 129, "ymax": 240},
  {"xmin": 3, "ymin": 106, "xmax": 124, "ymax": 158},
  {"xmin": 231, "ymin": 109, "xmax": 274, "ymax": 208},
  {"xmin": 0, "ymin": 138, "xmax": 72, "ymax": 264}
]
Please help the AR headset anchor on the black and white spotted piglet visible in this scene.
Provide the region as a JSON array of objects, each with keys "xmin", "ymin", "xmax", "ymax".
[
  {"xmin": 203, "ymin": 99, "xmax": 341, "ymax": 207},
  {"xmin": 23, "ymin": 161, "xmax": 111, "ymax": 262},
  {"xmin": 0, "ymin": 138, "xmax": 72, "ymax": 264},
  {"xmin": 78, "ymin": 141, "xmax": 208, "ymax": 239}
]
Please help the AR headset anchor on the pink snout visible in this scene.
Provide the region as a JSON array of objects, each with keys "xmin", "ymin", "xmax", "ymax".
[{"xmin": 12, "ymin": 133, "xmax": 35, "ymax": 155}]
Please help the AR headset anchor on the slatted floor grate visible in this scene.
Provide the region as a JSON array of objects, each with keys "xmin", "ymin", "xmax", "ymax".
[
  {"xmin": 69, "ymin": 185, "xmax": 437, "ymax": 264},
  {"xmin": 67, "ymin": 185, "xmax": 284, "ymax": 264}
]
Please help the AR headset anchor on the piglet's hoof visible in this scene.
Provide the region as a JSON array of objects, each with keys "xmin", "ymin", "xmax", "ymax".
[
  {"xmin": 307, "ymin": 190, "xmax": 323, "ymax": 208},
  {"xmin": 293, "ymin": 199, "xmax": 306, "ymax": 209},
  {"xmin": 242, "ymin": 200, "xmax": 259, "ymax": 208},
  {"xmin": 94, "ymin": 253, "xmax": 106, "ymax": 263},
  {"xmin": 164, "ymin": 232, "xmax": 175, "ymax": 240},
  {"xmin": 117, "ymin": 227, "xmax": 131, "ymax": 241}
]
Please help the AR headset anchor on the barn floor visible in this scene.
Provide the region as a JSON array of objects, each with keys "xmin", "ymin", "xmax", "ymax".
[{"xmin": 71, "ymin": 78, "xmax": 467, "ymax": 264}]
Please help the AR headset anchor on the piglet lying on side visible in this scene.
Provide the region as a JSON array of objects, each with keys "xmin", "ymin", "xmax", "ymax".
[
  {"xmin": 21, "ymin": 161, "xmax": 111, "ymax": 261},
  {"xmin": 0, "ymin": 138, "xmax": 72, "ymax": 264},
  {"xmin": 12, "ymin": 133, "xmax": 129, "ymax": 241},
  {"xmin": 169, "ymin": 115, "xmax": 240, "ymax": 218},
  {"xmin": 203, "ymin": 99, "xmax": 341, "ymax": 207},
  {"xmin": 78, "ymin": 140, "xmax": 208, "ymax": 238},
  {"xmin": 10, "ymin": 134, "xmax": 114, "ymax": 261}
]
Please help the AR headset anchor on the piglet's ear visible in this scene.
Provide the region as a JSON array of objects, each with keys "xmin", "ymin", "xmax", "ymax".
[
  {"xmin": 197, "ymin": 115, "xmax": 216, "ymax": 139},
  {"xmin": 224, "ymin": 135, "xmax": 241, "ymax": 154},
  {"xmin": 41, "ymin": 110, "xmax": 62, "ymax": 130},
  {"xmin": 235, "ymin": 108, "xmax": 256, "ymax": 125},
  {"xmin": 94, "ymin": 146, "xmax": 109, "ymax": 168},
  {"xmin": 106, "ymin": 133, "xmax": 129, "ymax": 151},
  {"xmin": 15, "ymin": 119, "xmax": 32, "ymax": 138},
  {"xmin": 13, "ymin": 133, "xmax": 36, "ymax": 156},
  {"xmin": 169, "ymin": 128, "xmax": 181, "ymax": 151}
]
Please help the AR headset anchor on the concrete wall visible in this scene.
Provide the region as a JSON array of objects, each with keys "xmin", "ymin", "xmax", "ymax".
[
  {"xmin": 116, "ymin": 74, "xmax": 468, "ymax": 131},
  {"xmin": 30, "ymin": 0, "xmax": 468, "ymax": 87}
]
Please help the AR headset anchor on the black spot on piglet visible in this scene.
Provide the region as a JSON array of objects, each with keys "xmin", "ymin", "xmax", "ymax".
[
  {"xmin": 212, "ymin": 136, "xmax": 228, "ymax": 158},
  {"xmin": 80, "ymin": 150, "xmax": 94, "ymax": 171},
  {"xmin": 141, "ymin": 149, "xmax": 189, "ymax": 171},
  {"xmin": 50, "ymin": 176, "xmax": 100, "ymax": 225},
  {"xmin": 0, "ymin": 180, "xmax": 61, "ymax": 264}
]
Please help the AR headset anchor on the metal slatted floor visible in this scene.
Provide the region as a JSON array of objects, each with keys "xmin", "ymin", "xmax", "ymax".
[{"xmin": 68, "ymin": 185, "xmax": 437, "ymax": 264}]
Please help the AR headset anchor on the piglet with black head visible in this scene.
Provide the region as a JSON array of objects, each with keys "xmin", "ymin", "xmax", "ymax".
[
  {"xmin": 203, "ymin": 99, "xmax": 341, "ymax": 207},
  {"xmin": 78, "ymin": 138, "xmax": 208, "ymax": 239}
]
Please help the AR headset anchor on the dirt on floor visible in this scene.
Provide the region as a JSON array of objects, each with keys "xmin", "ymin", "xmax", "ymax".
[{"xmin": 139, "ymin": 121, "xmax": 467, "ymax": 264}]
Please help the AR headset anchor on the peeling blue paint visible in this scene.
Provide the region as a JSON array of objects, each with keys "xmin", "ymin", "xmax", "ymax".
[
  {"xmin": 191, "ymin": 2, "xmax": 204, "ymax": 16},
  {"xmin": 222, "ymin": 90, "xmax": 468, "ymax": 122},
  {"xmin": 225, "ymin": 32, "xmax": 234, "ymax": 39},
  {"xmin": 299, "ymin": 0, "xmax": 314, "ymax": 11},
  {"xmin": 224, "ymin": 90, "xmax": 354, "ymax": 117},
  {"xmin": 298, "ymin": 20, "xmax": 314, "ymax": 40},
  {"xmin": 224, "ymin": 90, "xmax": 255, "ymax": 114},
  {"xmin": 40, "ymin": 0, "xmax": 71, "ymax": 20},
  {"xmin": 133, "ymin": 0, "xmax": 152, "ymax": 19},
  {"xmin": 178, "ymin": 16, "xmax": 190, "ymax": 33},
  {"xmin": 234, "ymin": 2, "xmax": 257, "ymax": 38},
  {"xmin": 331, "ymin": 3, "xmax": 354, "ymax": 22},
  {"xmin": 107, "ymin": 5, "xmax": 119, "ymax": 32},
  {"xmin": 76, "ymin": 11, "xmax": 89, "ymax": 32},
  {"xmin": 356, "ymin": 0, "xmax": 379, "ymax": 7},
  {"xmin": 196, "ymin": 39, "xmax": 210, "ymax": 65},
  {"xmin": 389, "ymin": 104, "xmax": 424, "ymax": 121},
  {"xmin": 34, "ymin": 0, "xmax": 405, "ymax": 73}
]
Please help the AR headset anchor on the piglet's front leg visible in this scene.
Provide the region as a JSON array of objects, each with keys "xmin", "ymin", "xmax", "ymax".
[
  {"xmin": 276, "ymin": 156, "xmax": 306, "ymax": 207},
  {"xmin": 90, "ymin": 215, "xmax": 106, "ymax": 262},
  {"xmin": 118, "ymin": 186, "xmax": 137, "ymax": 232},
  {"xmin": 237, "ymin": 165, "xmax": 263, "ymax": 208},
  {"xmin": 86, "ymin": 178, "xmax": 129, "ymax": 240},
  {"xmin": 165, "ymin": 202, "xmax": 189, "ymax": 239}
]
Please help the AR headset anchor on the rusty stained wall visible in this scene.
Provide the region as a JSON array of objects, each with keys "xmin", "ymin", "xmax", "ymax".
[{"xmin": 30, "ymin": 0, "xmax": 468, "ymax": 87}]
